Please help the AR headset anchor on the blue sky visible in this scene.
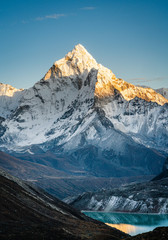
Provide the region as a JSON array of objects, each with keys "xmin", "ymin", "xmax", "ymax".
[{"xmin": 0, "ymin": 0, "xmax": 168, "ymax": 89}]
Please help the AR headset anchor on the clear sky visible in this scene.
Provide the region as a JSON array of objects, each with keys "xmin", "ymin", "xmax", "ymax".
[{"xmin": 0, "ymin": 0, "xmax": 168, "ymax": 89}]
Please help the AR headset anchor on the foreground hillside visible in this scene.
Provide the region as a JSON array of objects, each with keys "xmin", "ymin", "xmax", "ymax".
[
  {"xmin": 127, "ymin": 227, "xmax": 168, "ymax": 240},
  {"xmin": 1, "ymin": 168, "xmax": 168, "ymax": 240},
  {"xmin": 0, "ymin": 168, "xmax": 128, "ymax": 240}
]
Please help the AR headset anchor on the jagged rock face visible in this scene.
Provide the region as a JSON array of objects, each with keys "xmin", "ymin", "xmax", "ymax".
[
  {"xmin": 95, "ymin": 78, "xmax": 168, "ymax": 105},
  {"xmin": 0, "ymin": 44, "xmax": 167, "ymax": 178},
  {"xmin": 1, "ymin": 46, "xmax": 99, "ymax": 149},
  {"xmin": 96, "ymin": 93, "xmax": 168, "ymax": 153},
  {"xmin": 0, "ymin": 84, "xmax": 24, "ymax": 138},
  {"xmin": 67, "ymin": 178, "xmax": 168, "ymax": 214}
]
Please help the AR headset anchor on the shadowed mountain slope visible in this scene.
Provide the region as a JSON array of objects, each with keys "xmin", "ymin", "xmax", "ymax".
[
  {"xmin": 0, "ymin": 150, "xmax": 153, "ymax": 199},
  {"xmin": 0, "ymin": 168, "xmax": 128, "ymax": 240}
]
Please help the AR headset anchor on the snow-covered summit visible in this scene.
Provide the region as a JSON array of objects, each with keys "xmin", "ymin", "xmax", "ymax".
[
  {"xmin": 0, "ymin": 44, "xmax": 168, "ymax": 158},
  {"xmin": 43, "ymin": 44, "xmax": 168, "ymax": 105},
  {"xmin": 0, "ymin": 83, "xmax": 24, "ymax": 118},
  {"xmin": 43, "ymin": 43, "xmax": 108, "ymax": 82},
  {"xmin": 0, "ymin": 83, "xmax": 23, "ymax": 97}
]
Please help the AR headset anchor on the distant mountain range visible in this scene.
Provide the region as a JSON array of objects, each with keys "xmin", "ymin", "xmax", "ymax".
[{"xmin": 0, "ymin": 44, "xmax": 168, "ymax": 198}]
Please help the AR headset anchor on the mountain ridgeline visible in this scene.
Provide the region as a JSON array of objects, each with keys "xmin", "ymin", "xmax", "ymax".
[{"xmin": 0, "ymin": 44, "xmax": 168, "ymax": 197}]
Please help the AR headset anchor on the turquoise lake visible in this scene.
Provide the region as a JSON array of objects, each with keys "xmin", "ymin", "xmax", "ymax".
[{"xmin": 83, "ymin": 211, "xmax": 168, "ymax": 236}]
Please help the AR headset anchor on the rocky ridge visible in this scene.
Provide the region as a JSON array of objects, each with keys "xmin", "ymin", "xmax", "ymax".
[
  {"xmin": 67, "ymin": 177, "xmax": 168, "ymax": 213},
  {"xmin": 66, "ymin": 157, "xmax": 168, "ymax": 214}
]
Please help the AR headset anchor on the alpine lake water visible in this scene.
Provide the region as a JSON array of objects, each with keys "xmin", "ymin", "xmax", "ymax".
[{"xmin": 83, "ymin": 211, "xmax": 168, "ymax": 236}]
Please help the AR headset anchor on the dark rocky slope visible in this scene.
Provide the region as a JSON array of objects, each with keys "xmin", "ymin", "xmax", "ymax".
[
  {"xmin": 127, "ymin": 227, "xmax": 168, "ymax": 240},
  {"xmin": 0, "ymin": 168, "xmax": 129, "ymax": 240},
  {"xmin": 152, "ymin": 157, "xmax": 168, "ymax": 181}
]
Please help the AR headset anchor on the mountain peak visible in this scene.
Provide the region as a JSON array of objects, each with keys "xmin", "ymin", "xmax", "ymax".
[
  {"xmin": 0, "ymin": 83, "xmax": 24, "ymax": 118},
  {"xmin": 67, "ymin": 43, "xmax": 93, "ymax": 58},
  {"xmin": 43, "ymin": 45, "xmax": 168, "ymax": 105},
  {"xmin": 73, "ymin": 43, "xmax": 88, "ymax": 53},
  {"xmin": 64, "ymin": 43, "xmax": 97, "ymax": 66},
  {"xmin": 44, "ymin": 44, "xmax": 97, "ymax": 81},
  {"xmin": 0, "ymin": 83, "xmax": 23, "ymax": 97}
]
